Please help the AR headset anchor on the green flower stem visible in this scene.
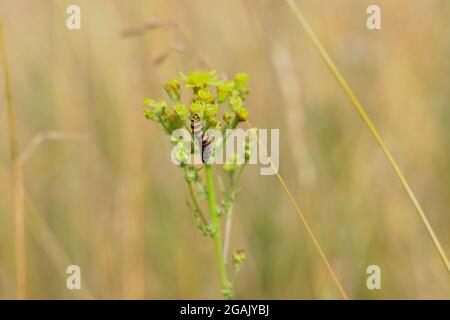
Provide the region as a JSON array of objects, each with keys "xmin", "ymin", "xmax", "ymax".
[
  {"xmin": 223, "ymin": 164, "xmax": 245, "ymax": 262},
  {"xmin": 183, "ymin": 167, "xmax": 207, "ymax": 226},
  {"xmin": 205, "ymin": 164, "xmax": 230, "ymax": 297}
]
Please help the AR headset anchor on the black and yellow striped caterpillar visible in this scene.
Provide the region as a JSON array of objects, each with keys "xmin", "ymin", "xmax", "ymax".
[{"xmin": 191, "ymin": 113, "xmax": 213, "ymax": 164}]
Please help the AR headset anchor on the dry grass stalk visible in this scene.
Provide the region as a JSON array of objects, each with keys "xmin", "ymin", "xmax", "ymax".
[
  {"xmin": 285, "ymin": 0, "xmax": 450, "ymax": 275},
  {"xmin": 0, "ymin": 17, "xmax": 26, "ymax": 299}
]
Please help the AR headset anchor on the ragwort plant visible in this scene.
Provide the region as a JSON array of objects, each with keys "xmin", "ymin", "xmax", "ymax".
[{"xmin": 144, "ymin": 70, "xmax": 255, "ymax": 299}]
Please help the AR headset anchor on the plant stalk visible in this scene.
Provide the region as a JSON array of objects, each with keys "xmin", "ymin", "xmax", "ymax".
[
  {"xmin": 285, "ymin": 0, "xmax": 450, "ymax": 275},
  {"xmin": 204, "ymin": 164, "xmax": 230, "ymax": 298},
  {"xmin": 0, "ymin": 17, "xmax": 26, "ymax": 299},
  {"xmin": 183, "ymin": 166, "xmax": 208, "ymax": 226},
  {"xmin": 223, "ymin": 165, "xmax": 245, "ymax": 263}
]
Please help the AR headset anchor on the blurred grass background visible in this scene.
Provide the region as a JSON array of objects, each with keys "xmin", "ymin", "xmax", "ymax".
[{"xmin": 1, "ymin": 0, "xmax": 450, "ymax": 299}]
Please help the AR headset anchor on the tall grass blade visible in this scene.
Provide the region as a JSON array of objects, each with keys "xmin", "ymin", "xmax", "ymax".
[
  {"xmin": 247, "ymin": 121, "xmax": 349, "ymax": 300},
  {"xmin": 0, "ymin": 17, "xmax": 26, "ymax": 299},
  {"xmin": 285, "ymin": 0, "xmax": 450, "ymax": 274}
]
